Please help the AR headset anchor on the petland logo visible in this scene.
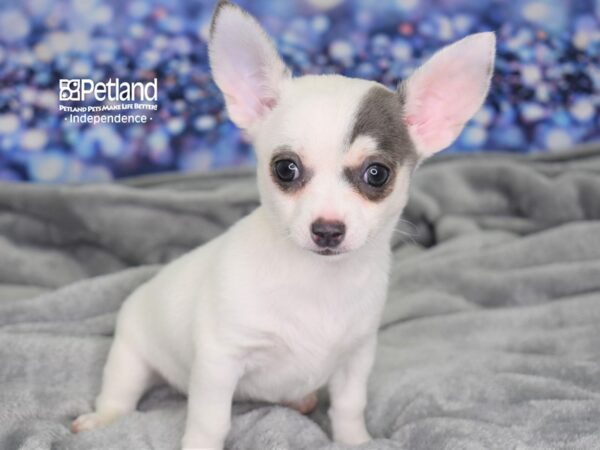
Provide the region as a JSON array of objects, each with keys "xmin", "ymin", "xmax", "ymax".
[
  {"xmin": 59, "ymin": 78, "xmax": 158, "ymax": 125},
  {"xmin": 59, "ymin": 78, "xmax": 158, "ymax": 102}
]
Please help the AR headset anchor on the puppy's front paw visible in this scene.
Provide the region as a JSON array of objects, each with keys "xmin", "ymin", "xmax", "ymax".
[
  {"xmin": 70, "ymin": 412, "xmax": 115, "ymax": 433},
  {"xmin": 182, "ymin": 435, "xmax": 224, "ymax": 450},
  {"xmin": 330, "ymin": 413, "xmax": 372, "ymax": 446},
  {"xmin": 182, "ymin": 447, "xmax": 221, "ymax": 450},
  {"xmin": 336, "ymin": 429, "xmax": 372, "ymax": 446},
  {"xmin": 182, "ymin": 447, "xmax": 222, "ymax": 450}
]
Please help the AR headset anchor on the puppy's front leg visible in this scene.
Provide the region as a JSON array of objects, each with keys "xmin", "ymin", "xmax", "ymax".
[
  {"xmin": 182, "ymin": 351, "xmax": 243, "ymax": 450},
  {"xmin": 328, "ymin": 335, "xmax": 377, "ymax": 446}
]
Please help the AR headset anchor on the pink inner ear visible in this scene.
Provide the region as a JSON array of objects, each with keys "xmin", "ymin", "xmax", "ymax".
[
  {"xmin": 262, "ymin": 97, "xmax": 277, "ymax": 109},
  {"xmin": 405, "ymin": 81, "xmax": 474, "ymax": 153},
  {"xmin": 403, "ymin": 33, "xmax": 495, "ymax": 157},
  {"xmin": 218, "ymin": 62, "xmax": 279, "ymax": 129},
  {"xmin": 226, "ymin": 90, "xmax": 278, "ymax": 130}
]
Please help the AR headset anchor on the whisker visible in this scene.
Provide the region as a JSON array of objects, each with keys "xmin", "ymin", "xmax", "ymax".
[
  {"xmin": 391, "ymin": 219, "xmax": 420, "ymax": 246},
  {"xmin": 396, "ymin": 217, "xmax": 419, "ymax": 234}
]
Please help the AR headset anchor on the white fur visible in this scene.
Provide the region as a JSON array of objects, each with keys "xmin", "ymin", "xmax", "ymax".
[{"xmin": 71, "ymin": 3, "xmax": 494, "ymax": 449}]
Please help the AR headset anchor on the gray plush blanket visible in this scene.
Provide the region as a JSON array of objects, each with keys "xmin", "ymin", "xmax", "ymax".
[{"xmin": 1, "ymin": 147, "xmax": 600, "ymax": 450}]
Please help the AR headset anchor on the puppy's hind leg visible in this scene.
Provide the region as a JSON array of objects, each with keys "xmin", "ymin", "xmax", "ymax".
[{"xmin": 71, "ymin": 337, "xmax": 157, "ymax": 433}]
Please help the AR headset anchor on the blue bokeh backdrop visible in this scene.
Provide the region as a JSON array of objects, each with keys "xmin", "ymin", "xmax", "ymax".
[{"xmin": 0, "ymin": 0, "xmax": 599, "ymax": 183}]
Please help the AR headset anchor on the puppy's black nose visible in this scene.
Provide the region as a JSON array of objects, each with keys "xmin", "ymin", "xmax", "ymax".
[{"xmin": 311, "ymin": 219, "xmax": 346, "ymax": 248}]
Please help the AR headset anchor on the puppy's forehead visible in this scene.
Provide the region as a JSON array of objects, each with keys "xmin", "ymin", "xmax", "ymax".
[
  {"xmin": 349, "ymin": 85, "xmax": 416, "ymax": 164},
  {"xmin": 273, "ymin": 76, "xmax": 376, "ymax": 154},
  {"xmin": 268, "ymin": 75, "xmax": 415, "ymax": 165}
]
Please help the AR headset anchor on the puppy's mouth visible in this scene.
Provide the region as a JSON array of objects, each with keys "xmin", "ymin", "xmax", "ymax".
[{"xmin": 312, "ymin": 248, "xmax": 346, "ymax": 256}]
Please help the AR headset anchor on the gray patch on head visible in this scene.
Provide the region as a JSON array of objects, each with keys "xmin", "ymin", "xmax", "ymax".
[{"xmin": 349, "ymin": 85, "xmax": 417, "ymax": 165}]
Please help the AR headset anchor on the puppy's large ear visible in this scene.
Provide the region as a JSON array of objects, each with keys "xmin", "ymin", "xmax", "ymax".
[
  {"xmin": 400, "ymin": 32, "xmax": 495, "ymax": 159},
  {"xmin": 209, "ymin": 1, "xmax": 291, "ymax": 130}
]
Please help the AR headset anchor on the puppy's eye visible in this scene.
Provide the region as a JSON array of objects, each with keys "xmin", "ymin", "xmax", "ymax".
[
  {"xmin": 274, "ymin": 159, "xmax": 300, "ymax": 182},
  {"xmin": 363, "ymin": 164, "xmax": 390, "ymax": 187}
]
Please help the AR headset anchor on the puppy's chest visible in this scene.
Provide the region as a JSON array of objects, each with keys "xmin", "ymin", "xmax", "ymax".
[
  {"xmin": 249, "ymin": 268, "xmax": 380, "ymax": 351},
  {"xmin": 234, "ymin": 279, "xmax": 383, "ymax": 401}
]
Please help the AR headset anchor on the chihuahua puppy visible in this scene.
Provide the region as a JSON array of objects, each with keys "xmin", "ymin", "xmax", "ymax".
[{"xmin": 71, "ymin": 1, "xmax": 495, "ymax": 449}]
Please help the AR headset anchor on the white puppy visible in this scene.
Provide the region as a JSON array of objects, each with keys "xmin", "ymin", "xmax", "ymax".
[{"xmin": 71, "ymin": 2, "xmax": 495, "ymax": 449}]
